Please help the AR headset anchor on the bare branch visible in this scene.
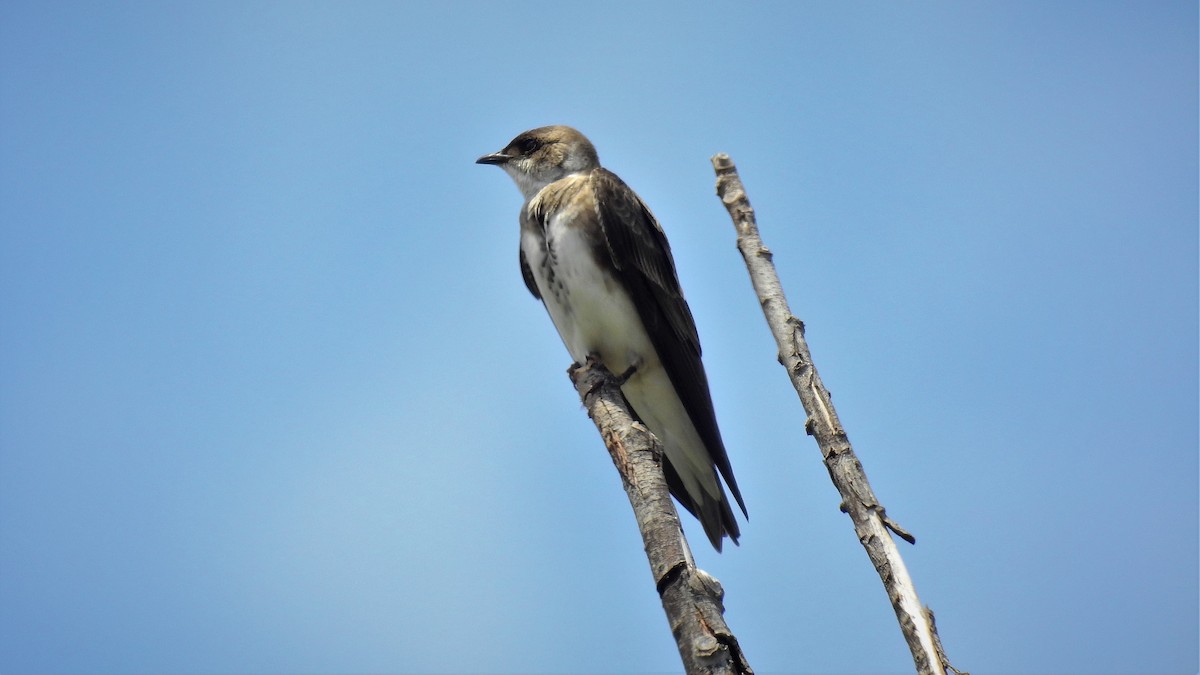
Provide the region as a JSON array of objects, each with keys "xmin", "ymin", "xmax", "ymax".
[
  {"xmin": 569, "ymin": 357, "xmax": 753, "ymax": 675},
  {"xmin": 710, "ymin": 153, "xmax": 964, "ymax": 675}
]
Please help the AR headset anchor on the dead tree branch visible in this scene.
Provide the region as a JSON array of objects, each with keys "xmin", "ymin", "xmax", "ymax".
[
  {"xmin": 569, "ymin": 357, "xmax": 753, "ymax": 675},
  {"xmin": 709, "ymin": 153, "xmax": 962, "ymax": 675}
]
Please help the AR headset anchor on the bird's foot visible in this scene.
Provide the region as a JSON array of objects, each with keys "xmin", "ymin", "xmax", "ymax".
[
  {"xmin": 568, "ymin": 354, "xmax": 639, "ymax": 391},
  {"xmin": 568, "ymin": 354, "xmax": 609, "ymax": 395},
  {"xmin": 615, "ymin": 361, "xmax": 640, "ymax": 385}
]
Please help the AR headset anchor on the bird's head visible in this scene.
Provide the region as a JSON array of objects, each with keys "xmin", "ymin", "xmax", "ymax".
[{"xmin": 476, "ymin": 125, "xmax": 600, "ymax": 200}]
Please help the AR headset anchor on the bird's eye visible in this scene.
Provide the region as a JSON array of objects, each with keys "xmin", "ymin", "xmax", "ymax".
[{"xmin": 518, "ymin": 137, "xmax": 540, "ymax": 153}]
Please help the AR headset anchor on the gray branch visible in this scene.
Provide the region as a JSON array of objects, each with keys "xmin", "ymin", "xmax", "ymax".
[
  {"xmin": 568, "ymin": 357, "xmax": 753, "ymax": 675},
  {"xmin": 710, "ymin": 153, "xmax": 964, "ymax": 675}
]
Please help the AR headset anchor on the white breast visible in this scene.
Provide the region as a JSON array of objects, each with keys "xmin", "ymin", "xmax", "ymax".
[{"xmin": 521, "ymin": 209, "xmax": 654, "ymax": 375}]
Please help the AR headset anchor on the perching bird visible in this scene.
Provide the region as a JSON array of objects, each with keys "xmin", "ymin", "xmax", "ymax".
[{"xmin": 476, "ymin": 126, "xmax": 746, "ymax": 551}]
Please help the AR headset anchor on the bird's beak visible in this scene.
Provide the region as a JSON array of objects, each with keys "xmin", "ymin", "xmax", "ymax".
[{"xmin": 475, "ymin": 152, "xmax": 511, "ymax": 165}]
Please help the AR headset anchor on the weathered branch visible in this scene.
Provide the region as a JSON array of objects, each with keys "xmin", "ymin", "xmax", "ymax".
[
  {"xmin": 709, "ymin": 154, "xmax": 963, "ymax": 675},
  {"xmin": 569, "ymin": 357, "xmax": 752, "ymax": 675}
]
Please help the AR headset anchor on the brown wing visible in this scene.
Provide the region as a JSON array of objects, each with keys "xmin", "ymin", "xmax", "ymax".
[
  {"xmin": 519, "ymin": 246, "xmax": 540, "ymax": 300},
  {"xmin": 588, "ymin": 168, "xmax": 747, "ymax": 521}
]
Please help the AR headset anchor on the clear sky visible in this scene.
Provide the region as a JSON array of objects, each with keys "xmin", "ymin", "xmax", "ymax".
[{"xmin": 1, "ymin": 2, "xmax": 1196, "ymax": 673}]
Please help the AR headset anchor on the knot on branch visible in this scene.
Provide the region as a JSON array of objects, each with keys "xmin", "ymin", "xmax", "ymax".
[{"xmin": 691, "ymin": 567, "xmax": 726, "ymax": 603}]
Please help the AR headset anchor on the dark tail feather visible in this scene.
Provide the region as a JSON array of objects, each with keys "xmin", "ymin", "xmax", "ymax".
[{"xmin": 663, "ymin": 458, "xmax": 741, "ymax": 552}]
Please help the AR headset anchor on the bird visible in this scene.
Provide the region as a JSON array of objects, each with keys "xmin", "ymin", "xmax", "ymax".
[{"xmin": 476, "ymin": 125, "xmax": 746, "ymax": 551}]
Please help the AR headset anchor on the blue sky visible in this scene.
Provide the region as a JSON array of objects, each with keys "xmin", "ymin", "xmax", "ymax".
[{"xmin": 1, "ymin": 2, "xmax": 1195, "ymax": 673}]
